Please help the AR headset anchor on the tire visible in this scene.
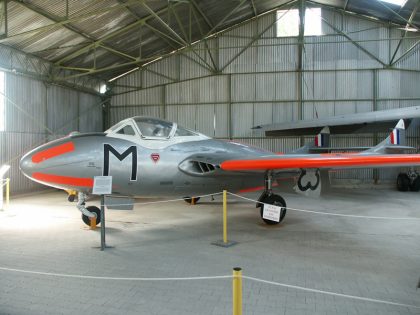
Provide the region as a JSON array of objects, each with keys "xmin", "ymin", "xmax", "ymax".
[
  {"xmin": 410, "ymin": 176, "xmax": 420, "ymax": 192},
  {"xmin": 397, "ymin": 173, "xmax": 410, "ymax": 192},
  {"xmin": 259, "ymin": 194, "xmax": 287, "ymax": 225},
  {"xmin": 81, "ymin": 206, "xmax": 101, "ymax": 226},
  {"xmin": 184, "ymin": 197, "xmax": 200, "ymax": 204}
]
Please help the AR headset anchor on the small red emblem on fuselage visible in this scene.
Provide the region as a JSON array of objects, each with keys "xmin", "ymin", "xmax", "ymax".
[{"xmin": 151, "ymin": 153, "xmax": 160, "ymax": 163}]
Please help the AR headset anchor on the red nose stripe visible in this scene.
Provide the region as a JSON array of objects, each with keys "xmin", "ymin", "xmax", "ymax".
[
  {"xmin": 33, "ymin": 172, "xmax": 93, "ymax": 187},
  {"xmin": 32, "ymin": 142, "xmax": 75, "ymax": 163}
]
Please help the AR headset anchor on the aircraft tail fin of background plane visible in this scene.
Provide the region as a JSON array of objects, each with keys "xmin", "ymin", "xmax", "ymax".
[
  {"xmin": 363, "ymin": 119, "xmax": 414, "ymax": 154},
  {"xmin": 290, "ymin": 126, "xmax": 331, "ymax": 154},
  {"xmin": 314, "ymin": 126, "xmax": 330, "ymax": 148}
]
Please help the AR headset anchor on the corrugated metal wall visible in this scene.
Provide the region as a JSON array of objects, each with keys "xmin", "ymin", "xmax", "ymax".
[
  {"xmin": 110, "ymin": 4, "xmax": 420, "ymax": 184},
  {"xmin": 0, "ymin": 73, "xmax": 103, "ymax": 194}
]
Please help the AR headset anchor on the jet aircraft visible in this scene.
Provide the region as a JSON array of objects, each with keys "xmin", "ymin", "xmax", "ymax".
[{"xmin": 19, "ymin": 117, "xmax": 420, "ymax": 226}]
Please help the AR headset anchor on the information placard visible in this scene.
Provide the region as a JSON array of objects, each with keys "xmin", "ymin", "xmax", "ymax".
[
  {"xmin": 92, "ymin": 176, "xmax": 112, "ymax": 195},
  {"xmin": 263, "ymin": 204, "xmax": 282, "ymax": 222}
]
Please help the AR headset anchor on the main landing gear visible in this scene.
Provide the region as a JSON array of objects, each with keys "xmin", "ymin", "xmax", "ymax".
[
  {"xmin": 68, "ymin": 192, "xmax": 101, "ymax": 227},
  {"xmin": 184, "ymin": 197, "xmax": 200, "ymax": 205},
  {"xmin": 397, "ymin": 171, "xmax": 420, "ymax": 192},
  {"xmin": 257, "ymin": 172, "xmax": 287, "ymax": 225}
]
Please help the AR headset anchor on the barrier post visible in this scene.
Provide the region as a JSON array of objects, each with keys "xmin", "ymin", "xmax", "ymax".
[
  {"xmin": 5, "ymin": 178, "xmax": 9, "ymax": 209},
  {"xmin": 211, "ymin": 190, "xmax": 237, "ymax": 247},
  {"xmin": 233, "ymin": 267, "xmax": 243, "ymax": 315}
]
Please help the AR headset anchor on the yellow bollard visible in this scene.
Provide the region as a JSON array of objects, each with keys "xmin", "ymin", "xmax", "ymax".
[
  {"xmin": 90, "ymin": 216, "xmax": 96, "ymax": 230},
  {"xmin": 223, "ymin": 190, "xmax": 228, "ymax": 244},
  {"xmin": 233, "ymin": 267, "xmax": 243, "ymax": 315},
  {"xmin": 5, "ymin": 178, "xmax": 9, "ymax": 209},
  {"xmin": 211, "ymin": 190, "xmax": 236, "ymax": 247},
  {"xmin": 191, "ymin": 197, "xmax": 196, "ymax": 205}
]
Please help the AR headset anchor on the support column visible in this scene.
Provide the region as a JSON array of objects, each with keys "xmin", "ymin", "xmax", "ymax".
[{"xmin": 298, "ymin": 0, "xmax": 306, "ymax": 146}]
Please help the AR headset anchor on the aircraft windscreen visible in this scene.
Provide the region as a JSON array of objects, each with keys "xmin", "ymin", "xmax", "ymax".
[
  {"xmin": 175, "ymin": 126, "xmax": 197, "ymax": 137},
  {"xmin": 135, "ymin": 117, "xmax": 173, "ymax": 138}
]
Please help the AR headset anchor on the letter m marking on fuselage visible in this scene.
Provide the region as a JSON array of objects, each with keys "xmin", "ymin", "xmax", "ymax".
[{"xmin": 103, "ymin": 144, "xmax": 137, "ymax": 181}]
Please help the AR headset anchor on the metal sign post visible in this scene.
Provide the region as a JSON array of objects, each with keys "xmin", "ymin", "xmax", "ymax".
[
  {"xmin": 100, "ymin": 195, "xmax": 106, "ymax": 251},
  {"xmin": 92, "ymin": 176, "xmax": 112, "ymax": 251}
]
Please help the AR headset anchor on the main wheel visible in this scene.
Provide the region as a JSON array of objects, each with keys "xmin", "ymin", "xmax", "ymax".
[
  {"xmin": 81, "ymin": 206, "xmax": 101, "ymax": 226},
  {"xmin": 184, "ymin": 197, "xmax": 200, "ymax": 204},
  {"xmin": 410, "ymin": 176, "xmax": 420, "ymax": 192},
  {"xmin": 397, "ymin": 173, "xmax": 410, "ymax": 192},
  {"xmin": 259, "ymin": 194, "xmax": 287, "ymax": 225}
]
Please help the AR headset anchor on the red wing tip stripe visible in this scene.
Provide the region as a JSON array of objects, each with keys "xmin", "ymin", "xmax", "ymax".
[
  {"xmin": 33, "ymin": 173, "xmax": 93, "ymax": 187},
  {"xmin": 32, "ymin": 142, "xmax": 75, "ymax": 164},
  {"xmin": 221, "ymin": 155, "xmax": 420, "ymax": 171}
]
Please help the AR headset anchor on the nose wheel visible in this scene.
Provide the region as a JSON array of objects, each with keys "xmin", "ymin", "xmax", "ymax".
[
  {"xmin": 258, "ymin": 193, "xmax": 287, "ymax": 225},
  {"xmin": 81, "ymin": 206, "xmax": 101, "ymax": 226},
  {"xmin": 257, "ymin": 171, "xmax": 287, "ymax": 225},
  {"xmin": 184, "ymin": 197, "xmax": 200, "ymax": 205}
]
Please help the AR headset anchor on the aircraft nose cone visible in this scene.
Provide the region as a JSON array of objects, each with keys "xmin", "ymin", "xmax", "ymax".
[{"xmin": 19, "ymin": 151, "xmax": 34, "ymax": 177}]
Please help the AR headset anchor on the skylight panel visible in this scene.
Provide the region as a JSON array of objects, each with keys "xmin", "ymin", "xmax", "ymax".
[
  {"xmin": 379, "ymin": 0, "xmax": 408, "ymax": 6},
  {"xmin": 276, "ymin": 8, "xmax": 323, "ymax": 37}
]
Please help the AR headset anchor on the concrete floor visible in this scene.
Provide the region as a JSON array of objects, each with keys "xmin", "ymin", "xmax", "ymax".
[{"xmin": 0, "ymin": 188, "xmax": 419, "ymax": 315}]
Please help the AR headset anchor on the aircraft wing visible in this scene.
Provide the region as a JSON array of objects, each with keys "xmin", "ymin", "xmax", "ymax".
[
  {"xmin": 253, "ymin": 106, "xmax": 420, "ymax": 136},
  {"xmin": 221, "ymin": 153, "xmax": 420, "ymax": 172}
]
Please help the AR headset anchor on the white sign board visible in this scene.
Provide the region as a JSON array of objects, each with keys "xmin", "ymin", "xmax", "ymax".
[
  {"xmin": 92, "ymin": 176, "xmax": 113, "ymax": 195},
  {"xmin": 263, "ymin": 204, "xmax": 282, "ymax": 222}
]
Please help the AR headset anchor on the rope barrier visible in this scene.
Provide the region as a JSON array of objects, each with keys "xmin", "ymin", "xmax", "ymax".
[
  {"xmin": 18, "ymin": 190, "xmax": 420, "ymax": 221},
  {"xmin": 0, "ymin": 266, "xmax": 230, "ymax": 281},
  {"xmin": 107, "ymin": 192, "xmax": 223, "ymax": 207},
  {"xmin": 227, "ymin": 192, "xmax": 420, "ymax": 221},
  {"xmin": 0, "ymin": 266, "xmax": 418, "ymax": 309},
  {"xmin": 242, "ymin": 276, "xmax": 420, "ymax": 309}
]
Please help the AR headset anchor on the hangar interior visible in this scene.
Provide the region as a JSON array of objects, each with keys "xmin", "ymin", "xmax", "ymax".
[
  {"xmin": 1, "ymin": 1, "xmax": 420, "ymax": 315},
  {"xmin": 0, "ymin": 0, "xmax": 419, "ymax": 193}
]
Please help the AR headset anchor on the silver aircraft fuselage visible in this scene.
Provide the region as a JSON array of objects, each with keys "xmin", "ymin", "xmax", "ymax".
[{"xmin": 20, "ymin": 117, "xmax": 272, "ymax": 197}]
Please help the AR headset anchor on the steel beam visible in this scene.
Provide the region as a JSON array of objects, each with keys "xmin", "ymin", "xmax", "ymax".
[
  {"xmin": 190, "ymin": 0, "xmax": 213, "ymax": 29},
  {"xmin": 250, "ymin": 0, "xmax": 258, "ymax": 16},
  {"xmin": 298, "ymin": 0, "xmax": 305, "ymax": 122},
  {"xmin": 374, "ymin": 0, "xmax": 419, "ymax": 31},
  {"xmin": 319, "ymin": 13, "xmax": 387, "ymax": 67},
  {"xmin": 54, "ymin": 3, "xmax": 182, "ymax": 66},
  {"xmin": 343, "ymin": 0, "xmax": 349, "ymax": 11},
  {"xmin": 220, "ymin": 1, "xmax": 298, "ymax": 72},
  {"xmin": 389, "ymin": 0, "xmax": 420, "ymax": 65},
  {"xmin": 206, "ymin": 0, "xmax": 248, "ymax": 36},
  {"xmin": 190, "ymin": 3, "xmax": 218, "ymax": 72},
  {"xmin": 391, "ymin": 37, "xmax": 420, "ymax": 65},
  {"xmin": 15, "ymin": 0, "xmax": 137, "ymax": 64},
  {"xmin": 0, "ymin": 0, "xmax": 141, "ymax": 43}
]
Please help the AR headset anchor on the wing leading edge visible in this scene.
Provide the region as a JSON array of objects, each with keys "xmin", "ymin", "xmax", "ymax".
[
  {"xmin": 222, "ymin": 119, "xmax": 420, "ymax": 172},
  {"xmin": 220, "ymin": 154, "xmax": 420, "ymax": 171}
]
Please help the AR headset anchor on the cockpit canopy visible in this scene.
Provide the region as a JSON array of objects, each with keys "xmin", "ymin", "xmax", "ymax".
[{"xmin": 106, "ymin": 116, "xmax": 205, "ymax": 140}]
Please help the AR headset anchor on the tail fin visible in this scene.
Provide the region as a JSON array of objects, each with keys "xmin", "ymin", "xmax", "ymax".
[
  {"xmin": 364, "ymin": 119, "xmax": 413, "ymax": 154},
  {"xmin": 290, "ymin": 126, "xmax": 330, "ymax": 154},
  {"xmin": 388, "ymin": 119, "xmax": 405, "ymax": 145},
  {"xmin": 314, "ymin": 126, "xmax": 330, "ymax": 148}
]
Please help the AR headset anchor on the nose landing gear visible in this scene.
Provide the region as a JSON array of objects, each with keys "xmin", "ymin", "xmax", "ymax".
[
  {"xmin": 74, "ymin": 192, "xmax": 101, "ymax": 226},
  {"xmin": 257, "ymin": 171, "xmax": 287, "ymax": 225}
]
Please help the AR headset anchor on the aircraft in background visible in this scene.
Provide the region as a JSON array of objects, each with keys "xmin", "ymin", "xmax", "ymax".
[
  {"xmin": 254, "ymin": 106, "xmax": 420, "ymax": 192},
  {"xmin": 19, "ymin": 116, "xmax": 420, "ymax": 226}
]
